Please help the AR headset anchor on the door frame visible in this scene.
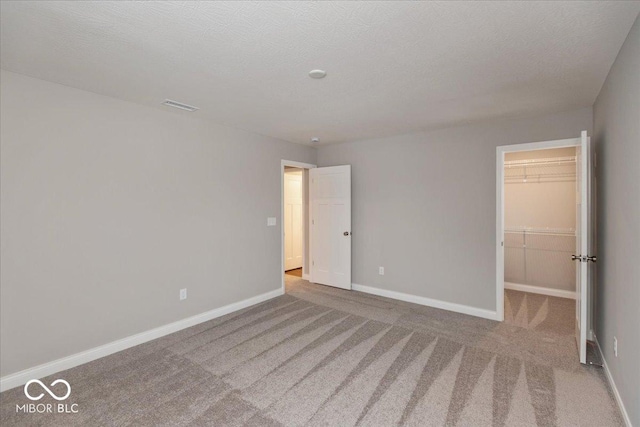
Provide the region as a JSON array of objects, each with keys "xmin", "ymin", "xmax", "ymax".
[
  {"xmin": 495, "ymin": 137, "xmax": 582, "ymax": 322},
  {"xmin": 281, "ymin": 160, "xmax": 316, "ymax": 293}
]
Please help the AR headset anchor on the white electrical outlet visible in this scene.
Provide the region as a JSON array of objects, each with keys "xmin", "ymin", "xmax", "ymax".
[
  {"xmin": 180, "ymin": 288, "xmax": 187, "ymax": 301},
  {"xmin": 613, "ymin": 337, "xmax": 618, "ymax": 357},
  {"xmin": 267, "ymin": 217, "xmax": 276, "ymax": 226},
  {"xmin": 379, "ymin": 266, "xmax": 384, "ymax": 275}
]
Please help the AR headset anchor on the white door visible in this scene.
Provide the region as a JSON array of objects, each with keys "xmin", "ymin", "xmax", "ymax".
[
  {"xmin": 310, "ymin": 165, "xmax": 351, "ymax": 289},
  {"xmin": 284, "ymin": 171, "xmax": 303, "ymax": 271},
  {"xmin": 574, "ymin": 130, "xmax": 592, "ymax": 364}
]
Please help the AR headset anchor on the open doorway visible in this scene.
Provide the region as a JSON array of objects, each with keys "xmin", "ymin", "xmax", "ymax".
[
  {"xmin": 496, "ymin": 132, "xmax": 593, "ymax": 364},
  {"xmin": 502, "ymin": 146, "xmax": 578, "ymax": 341},
  {"xmin": 280, "ymin": 161, "xmax": 352, "ymax": 293},
  {"xmin": 281, "ymin": 160, "xmax": 315, "ymax": 292},
  {"xmin": 503, "ymin": 147, "xmax": 578, "ymax": 302}
]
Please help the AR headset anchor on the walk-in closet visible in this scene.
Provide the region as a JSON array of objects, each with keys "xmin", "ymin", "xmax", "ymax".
[{"xmin": 504, "ymin": 147, "xmax": 577, "ymax": 299}]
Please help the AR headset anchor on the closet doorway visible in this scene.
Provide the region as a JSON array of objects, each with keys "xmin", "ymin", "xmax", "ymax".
[
  {"xmin": 496, "ymin": 132, "xmax": 594, "ymax": 364},
  {"xmin": 503, "ymin": 147, "xmax": 578, "ymax": 300}
]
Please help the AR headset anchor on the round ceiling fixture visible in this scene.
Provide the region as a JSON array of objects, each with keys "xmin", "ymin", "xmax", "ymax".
[
  {"xmin": 308, "ymin": 70, "xmax": 327, "ymax": 79},
  {"xmin": 311, "ymin": 137, "xmax": 320, "ymax": 143}
]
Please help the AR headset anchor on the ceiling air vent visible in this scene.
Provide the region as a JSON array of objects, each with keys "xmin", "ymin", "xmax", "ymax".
[{"xmin": 162, "ymin": 99, "xmax": 199, "ymax": 112}]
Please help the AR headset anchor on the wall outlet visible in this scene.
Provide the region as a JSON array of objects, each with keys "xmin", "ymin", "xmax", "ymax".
[
  {"xmin": 379, "ymin": 266, "xmax": 384, "ymax": 275},
  {"xmin": 180, "ymin": 288, "xmax": 187, "ymax": 301},
  {"xmin": 613, "ymin": 336, "xmax": 618, "ymax": 357},
  {"xmin": 267, "ymin": 217, "xmax": 276, "ymax": 226}
]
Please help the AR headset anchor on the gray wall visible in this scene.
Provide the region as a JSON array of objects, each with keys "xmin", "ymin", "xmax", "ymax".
[
  {"xmin": 0, "ymin": 71, "xmax": 316, "ymax": 377},
  {"xmin": 593, "ymin": 15, "xmax": 640, "ymax": 426},
  {"xmin": 317, "ymin": 108, "xmax": 592, "ymax": 311}
]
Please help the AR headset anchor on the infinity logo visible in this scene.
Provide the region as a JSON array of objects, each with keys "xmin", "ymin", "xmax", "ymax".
[{"xmin": 24, "ymin": 379, "xmax": 71, "ymax": 401}]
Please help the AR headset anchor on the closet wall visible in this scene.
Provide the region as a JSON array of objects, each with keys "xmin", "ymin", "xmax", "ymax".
[{"xmin": 504, "ymin": 147, "xmax": 576, "ymax": 294}]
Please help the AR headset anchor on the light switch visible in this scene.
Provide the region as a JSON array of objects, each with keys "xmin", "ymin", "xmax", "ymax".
[{"xmin": 267, "ymin": 217, "xmax": 276, "ymax": 226}]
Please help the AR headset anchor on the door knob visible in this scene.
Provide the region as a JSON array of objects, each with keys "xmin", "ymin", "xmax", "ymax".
[
  {"xmin": 571, "ymin": 255, "xmax": 581, "ymax": 261},
  {"xmin": 586, "ymin": 255, "xmax": 597, "ymax": 263},
  {"xmin": 343, "ymin": 231, "xmax": 351, "ymax": 236}
]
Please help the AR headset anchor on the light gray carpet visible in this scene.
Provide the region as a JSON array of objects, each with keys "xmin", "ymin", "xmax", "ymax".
[{"xmin": 0, "ymin": 277, "xmax": 623, "ymax": 426}]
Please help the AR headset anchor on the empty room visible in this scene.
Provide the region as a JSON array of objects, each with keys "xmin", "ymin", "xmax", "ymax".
[{"xmin": 1, "ymin": 2, "xmax": 639, "ymax": 426}]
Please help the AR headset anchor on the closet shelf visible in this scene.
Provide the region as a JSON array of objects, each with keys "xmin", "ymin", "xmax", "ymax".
[
  {"xmin": 505, "ymin": 175, "xmax": 575, "ymax": 183},
  {"xmin": 505, "ymin": 155, "xmax": 576, "ymax": 183},
  {"xmin": 505, "ymin": 227, "xmax": 576, "ymax": 237},
  {"xmin": 504, "ymin": 156, "xmax": 576, "ymax": 167}
]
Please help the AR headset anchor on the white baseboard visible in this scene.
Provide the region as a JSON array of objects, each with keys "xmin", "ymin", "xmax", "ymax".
[
  {"xmin": 504, "ymin": 282, "xmax": 576, "ymax": 300},
  {"xmin": 594, "ymin": 335, "xmax": 632, "ymax": 427},
  {"xmin": 0, "ymin": 288, "xmax": 284, "ymax": 393},
  {"xmin": 302, "ymin": 273, "xmax": 310, "ymax": 280},
  {"xmin": 352, "ymin": 283, "xmax": 499, "ymax": 321}
]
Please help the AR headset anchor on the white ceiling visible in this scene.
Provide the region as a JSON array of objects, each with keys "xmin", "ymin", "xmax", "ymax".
[{"xmin": 2, "ymin": 1, "xmax": 639, "ymax": 145}]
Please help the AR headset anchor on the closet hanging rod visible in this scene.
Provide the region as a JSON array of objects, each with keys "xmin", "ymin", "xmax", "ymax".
[
  {"xmin": 505, "ymin": 226, "xmax": 575, "ymax": 232},
  {"xmin": 504, "ymin": 231, "xmax": 575, "ymax": 237},
  {"xmin": 505, "ymin": 173, "xmax": 576, "ymax": 181},
  {"xmin": 505, "ymin": 172, "xmax": 576, "ymax": 177}
]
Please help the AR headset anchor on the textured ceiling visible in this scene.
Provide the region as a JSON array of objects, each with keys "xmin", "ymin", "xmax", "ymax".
[{"xmin": 1, "ymin": 1, "xmax": 639, "ymax": 145}]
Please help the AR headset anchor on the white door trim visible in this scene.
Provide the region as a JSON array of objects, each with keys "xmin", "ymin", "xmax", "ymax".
[
  {"xmin": 281, "ymin": 160, "xmax": 316, "ymax": 293},
  {"xmin": 496, "ymin": 137, "xmax": 581, "ymax": 322}
]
